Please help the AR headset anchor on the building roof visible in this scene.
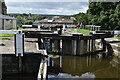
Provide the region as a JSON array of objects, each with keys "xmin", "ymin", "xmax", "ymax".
[
  {"xmin": 40, "ymin": 18, "xmax": 73, "ymax": 24},
  {"xmin": 0, "ymin": 14, "xmax": 17, "ymax": 20}
]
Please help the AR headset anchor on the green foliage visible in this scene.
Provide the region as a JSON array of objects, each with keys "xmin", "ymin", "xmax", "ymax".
[
  {"xmin": 24, "ymin": 20, "xmax": 33, "ymax": 25},
  {"xmin": 72, "ymin": 13, "xmax": 89, "ymax": 25},
  {"xmin": 72, "ymin": 2, "xmax": 120, "ymax": 30},
  {"xmin": 117, "ymin": 37, "xmax": 120, "ymax": 40},
  {"xmin": 87, "ymin": 2, "xmax": 120, "ymax": 30},
  {"xmin": 15, "ymin": 13, "xmax": 44, "ymax": 25},
  {"xmin": 33, "ymin": 14, "xmax": 44, "ymax": 21},
  {"xmin": 16, "ymin": 16, "xmax": 25, "ymax": 25}
]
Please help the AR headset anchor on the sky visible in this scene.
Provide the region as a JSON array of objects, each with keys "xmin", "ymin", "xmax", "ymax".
[{"xmin": 5, "ymin": 0, "xmax": 89, "ymax": 15}]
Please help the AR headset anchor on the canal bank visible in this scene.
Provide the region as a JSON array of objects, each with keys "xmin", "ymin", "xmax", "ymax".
[{"xmin": 95, "ymin": 38, "xmax": 120, "ymax": 59}]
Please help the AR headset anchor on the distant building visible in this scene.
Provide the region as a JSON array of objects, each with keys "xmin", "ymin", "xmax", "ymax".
[
  {"xmin": 39, "ymin": 16, "xmax": 73, "ymax": 27},
  {"xmin": 26, "ymin": 13, "xmax": 33, "ymax": 20},
  {"xmin": 0, "ymin": 0, "xmax": 17, "ymax": 30}
]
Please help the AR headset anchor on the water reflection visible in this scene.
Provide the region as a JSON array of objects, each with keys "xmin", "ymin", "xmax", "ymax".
[{"xmin": 48, "ymin": 55, "xmax": 120, "ymax": 79}]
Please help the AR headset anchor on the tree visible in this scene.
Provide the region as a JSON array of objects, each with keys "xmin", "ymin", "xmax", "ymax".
[
  {"xmin": 16, "ymin": 16, "xmax": 25, "ymax": 25},
  {"xmin": 87, "ymin": 2, "xmax": 120, "ymax": 30},
  {"xmin": 33, "ymin": 14, "xmax": 44, "ymax": 21}
]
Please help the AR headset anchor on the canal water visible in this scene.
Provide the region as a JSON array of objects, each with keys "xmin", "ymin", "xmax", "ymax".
[{"xmin": 48, "ymin": 55, "xmax": 120, "ymax": 79}]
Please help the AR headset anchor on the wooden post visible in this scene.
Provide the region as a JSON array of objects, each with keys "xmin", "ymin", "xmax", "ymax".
[
  {"xmin": 83, "ymin": 40, "xmax": 88, "ymax": 53},
  {"xmin": 49, "ymin": 39, "xmax": 53, "ymax": 52},
  {"xmin": 0, "ymin": 54, "xmax": 2, "ymax": 80},
  {"xmin": 38, "ymin": 38, "xmax": 44, "ymax": 49},
  {"xmin": 90, "ymin": 39, "xmax": 96, "ymax": 52},
  {"xmin": 60, "ymin": 56, "xmax": 62, "ymax": 68},
  {"xmin": 53, "ymin": 39, "xmax": 60, "ymax": 52},
  {"xmin": 76, "ymin": 40, "xmax": 84, "ymax": 55},
  {"xmin": 101, "ymin": 38, "xmax": 106, "ymax": 51},
  {"xmin": 18, "ymin": 54, "xmax": 22, "ymax": 72},
  {"xmin": 15, "ymin": 32, "xmax": 24, "ymax": 57},
  {"xmin": 62, "ymin": 40, "xmax": 72, "ymax": 55},
  {"xmin": 72, "ymin": 40, "xmax": 77, "ymax": 55},
  {"xmin": 87, "ymin": 40, "xmax": 91, "ymax": 52}
]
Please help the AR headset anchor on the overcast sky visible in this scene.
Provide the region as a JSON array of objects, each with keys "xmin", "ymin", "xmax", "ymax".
[{"xmin": 5, "ymin": 0, "xmax": 89, "ymax": 15}]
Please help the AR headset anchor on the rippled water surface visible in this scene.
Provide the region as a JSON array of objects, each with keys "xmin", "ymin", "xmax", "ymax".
[{"xmin": 48, "ymin": 55, "xmax": 120, "ymax": 79}]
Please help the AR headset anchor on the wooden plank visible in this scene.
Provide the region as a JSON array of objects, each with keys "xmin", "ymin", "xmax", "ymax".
[
  {"xmin": 37, "ymin": 59, "xmax": 47, "ymax": 80},
  {"xmin": 38, "ymin": 61, "xmax": 43, "ymax": 80}
]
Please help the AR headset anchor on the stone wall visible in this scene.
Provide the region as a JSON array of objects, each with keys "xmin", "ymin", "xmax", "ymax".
[
  {"xmin": 2, "ymin": 54, "xmax": 43, "ymax": 75},
  {"xmin": 4, "ymin": 19, "xmax": 13, "ymax": 30},
  {"xmin": 0, "ymin": 19, "xmax": 2, "ymax": 30},
  {"xmin": 0, "ymin": 1, "xmax": 2, "ymax": 14}
]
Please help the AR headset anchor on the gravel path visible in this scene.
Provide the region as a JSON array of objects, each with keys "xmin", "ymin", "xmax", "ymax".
[{"xmin": 0, "ymin": 37, "xmax": 39, "ymax": 54}]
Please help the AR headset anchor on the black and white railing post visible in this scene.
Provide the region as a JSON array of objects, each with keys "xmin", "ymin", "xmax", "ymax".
[{"xmin": 15, "ymin": 31, "xmax": 24, "ymax": 57}]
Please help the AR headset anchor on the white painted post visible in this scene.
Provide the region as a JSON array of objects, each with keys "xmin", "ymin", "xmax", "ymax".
[
  {"xmin": 48, "ymin": 57, "xmax": 50, "ymax": 66},
  {"xmin": 43, "ymin": 60, "xmax": 47, "ymax": 80},
  {"xmin": 38, "ymin": 23, "xmax": 41, "ymax": 31},
  {"xmin": 98, "ymin": 26, "xmax": 100, "ymax": 31},
  {"xmin": 60, "ymin": 56, "xmax": 62, "ymax": 68},
  {"xmin": 15, "ymin": 32, "xmax": 24, "ymax": 57},
  {"xmin": 63, "ymin": 25, "xmax": 66, "ymax": 31}
]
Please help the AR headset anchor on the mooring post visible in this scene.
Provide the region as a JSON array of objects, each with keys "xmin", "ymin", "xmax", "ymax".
[{"xmin": 101, "ymin": 38, "xmax": 106, "ymax": 51}]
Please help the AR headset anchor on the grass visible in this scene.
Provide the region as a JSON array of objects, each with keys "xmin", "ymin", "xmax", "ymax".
[
  {"xmin": 0, "ymin": 38, "xmax": 11, "ymax": 40},
  {"xmin": 0, "ymin": 34, "xmax": 14, "ymax": 37},
  {"xmin": 9, "ymin": 28, "xmax": 27, "ymax": 30},
  {"xmin": 71, "ymin": 29, "xmax": 91, "ymax": 35},
  {"xmin": 0, "ymin": 28, "xmax": 26, "ymax": 37},
  {"xmin": 116, "ymin": 36, "xmax": 120, "ymax": 40}
]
